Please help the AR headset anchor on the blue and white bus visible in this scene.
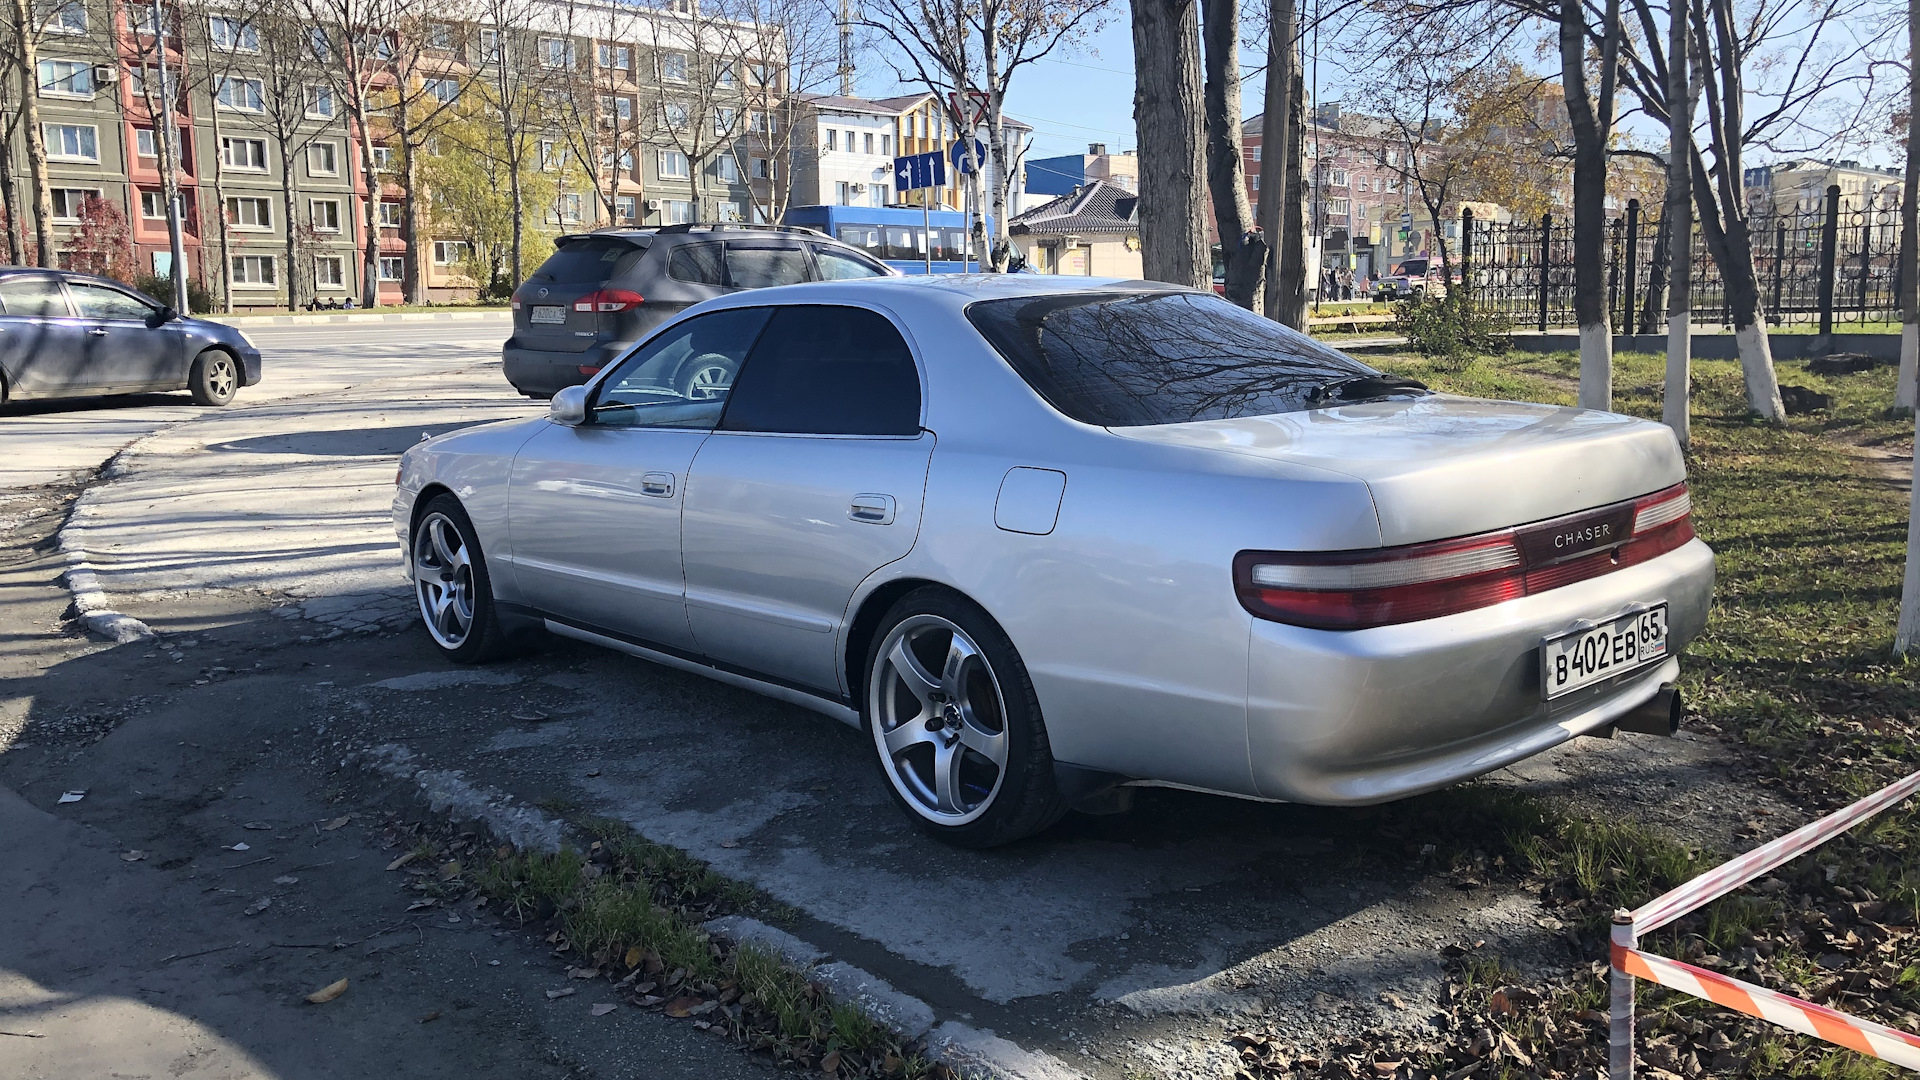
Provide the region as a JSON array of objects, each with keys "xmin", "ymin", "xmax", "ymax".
[{"xmin": 781, "ymin": 204, "xmax": 991, "ymax": 275}]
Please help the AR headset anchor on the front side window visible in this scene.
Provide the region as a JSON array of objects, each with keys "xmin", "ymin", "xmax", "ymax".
[
  {"xmin": 723, "ymin": 243, "xmax": 808, "ymax": 289},
  {"xmin": 813, "ymin": 246, "xmax": 887, "ymax": 280},
  {"xmin": 591, "ymin": 307, "xmax": 772, "ymax": 429},
  {"xmin": 966, "ymin": 289, "xmax": 1383, "ymax": 427},
  {"xmin": 0, "ymin": 275, "xmax": 73, "ymax": 316},
  {"xmin": 70, "ymin": 282, "xmax": 155, "ymax": 320},
  {"xmin": 721, "ymin": 305, "xmax": 920, "ymax": 436}
]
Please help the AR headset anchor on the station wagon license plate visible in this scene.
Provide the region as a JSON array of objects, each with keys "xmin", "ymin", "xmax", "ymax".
[
  {"xmin": 530, "ymin": 305, "xmax": 567, "ymax": 324},
  {"xmin": 1541, "ymin": 604, "xmax": 1668, "ymax": 700}
]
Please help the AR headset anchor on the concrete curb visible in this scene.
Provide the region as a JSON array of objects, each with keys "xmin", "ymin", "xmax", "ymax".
[
  {"xmin": 56, "ymin": 451, "xmax": 156, "ymax": 644},
  {"xmin": 204, "ymin": 309, "xmax": 511, "ymax": 327}
]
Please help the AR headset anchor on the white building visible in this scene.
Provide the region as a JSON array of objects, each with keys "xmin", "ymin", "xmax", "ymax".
[{"xmin": 790, "ymin": 95, "xmax": 906, "ymax": 207}]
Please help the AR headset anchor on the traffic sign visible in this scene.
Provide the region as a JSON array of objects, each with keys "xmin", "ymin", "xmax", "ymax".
[
  {"xmin": 949, "ymin": 138, "xmax": 988, "ymax": 176},
  {"xmin": 947, "ymin": 90, "xmax": 989, "ymax": 126},
  {"xmin": 893, "ymin": 150, "xmax": 947, "ymax": 192},
  {"xmin": 1399, "ymin": 210, "xmax": 1412, "ymax": 226}
]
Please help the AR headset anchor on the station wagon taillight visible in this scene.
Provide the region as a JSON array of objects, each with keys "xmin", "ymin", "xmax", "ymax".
[
  {"xmin": 573, "ymin": 289, "xmax": 644, "ymax": 313},
  {"xmin": 1234, "ymin": 483, "xmax": 1695, "ymax": 630}
]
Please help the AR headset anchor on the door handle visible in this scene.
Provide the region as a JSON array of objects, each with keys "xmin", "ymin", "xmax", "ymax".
[
  {"xmin": 849, "ymin": 493, "xmax": 895, "ymax": 524},
  {"xmin": 639, "ymin": 472, "xmax": 674, "ymax": 498},
  {"xmin": 88, "ymin": 327, "xmax": 109, "ymax": 336}
]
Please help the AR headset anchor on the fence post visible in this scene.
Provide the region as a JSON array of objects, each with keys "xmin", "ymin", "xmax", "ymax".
[
  {"xmin": 1610, "ymin": 909, "xmax": 1636, "ymax": 1080},
  {"xmin": 1624, "ymin": 199, "xmax": 1640, "ymax": 335},
  {"xmin": 1859, "ymin": 218, "xmax": 1871, "ymax": 317},
  {"xmin": 1771, "ymin": 221, "xmax": 1786, "ymax": 322},
  {"xmin": 1818, "ymin": 184, "xmax": 1841, "ymax": 337},
  {"xmin": 1608, "ymin": 219, "xmax": 1622, "ymax": 327},
  {"xmin": 1461, "ymin": 207, "xmax": 1474, "ymax": 303},
  {"xmin": 1539, "ymin": 212, "xmax": 1552, "ymax": 332}
]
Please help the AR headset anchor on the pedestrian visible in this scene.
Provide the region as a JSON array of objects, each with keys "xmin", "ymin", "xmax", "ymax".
[{"xmin": 1337, "ymin": 267, "xmax": 1353, "ymax": 301}]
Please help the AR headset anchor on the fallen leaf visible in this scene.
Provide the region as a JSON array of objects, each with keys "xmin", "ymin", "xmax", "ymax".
[
  {"xmin": 545, "ymin": 987, "xmax": 577, "ymax": 1000},
  {"xmin": 243, "ymin": 821, "xmax": 272, "ymax": 831},
  {"xmin": 244, "ymin": 897, "xmax": 272, "ymax": 916},
  {"xmin": 592, "ymin": 1003, "xmax": 617, "ymax": 1016},
  {"xmin": 121, "ymin": 850, "xmax": 147, "ymax": 862},
  {"xmin": 225, "ymin": 842, "xmax": 250, "ymax": 852},
  {"xmin": 386, "ymin": 852, "xmax": 418, "ymax": 872},
  {"xmin": 322, "ymin": 815, "xmax": 351, "ymax": 831},
  {"xmin": 821, "ymin": 1049, "xmax": 842, "ymax": 1074},
  {"xmin": 418, "ymin": 1010, "xmax": 441, "ymax": 1023},
  {"xmin": 437, "ymin": 861, "xmax": 462, "ymax": 880},
  {"xmin": 273, "ymin": 875, "xmax": 298, "ymax": 885},
  {"xmin": 624, "ymin": 946, "xmax": 643, "ymax": 969},
  {"xmin": 57, "ymin": 790, "xmax": 85, "ymax": 804},
  {"xmin": 1489, "ymin": 989, "xmax": 1512, "ymax": 1014},
  {"xmin": 406, "ymin": 898, "xmax": 437, "ymax": 912},
  {"xmin": 568, "ymin": 966, "xmax": 598, "ymax": 979},
  {"xmin": 662, "ymin": 996, "xmax": 703, "ymax": 1017},
  {"xmin": 306, "ymin": 978, "xmax": 349, "ymax": 1004}
]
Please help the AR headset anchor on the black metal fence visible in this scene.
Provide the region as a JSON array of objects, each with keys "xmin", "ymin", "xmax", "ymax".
[{"xmin": 1460, "ymin": 184, "xmax": 1905, "ymax": 332}]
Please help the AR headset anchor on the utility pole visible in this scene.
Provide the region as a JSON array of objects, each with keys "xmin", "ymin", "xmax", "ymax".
[
  {"xmin": 836, "ymin": 0, "xmax": 854, "ymax": 96},
  {"xmin": 152, "ymin": 0, "xmax": 190, "ymax": 313}
]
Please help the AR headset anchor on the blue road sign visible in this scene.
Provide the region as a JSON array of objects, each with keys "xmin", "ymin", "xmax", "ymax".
[
  {"xmin": 949, "ymin": 138, "xmax": 988, "ymax": 176},
  {"xmin": 892, "ymin": 151, "xmax": 947, "ymax": 191}
]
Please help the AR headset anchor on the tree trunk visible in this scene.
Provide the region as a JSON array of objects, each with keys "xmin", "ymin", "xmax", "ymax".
[
  {"xmin": 353, "ymin": 104, "xmax": 381, "ymax": 307},
  {"xmin": 280, "ymin": 160, "xmax": 301, "ymax": 311},
  {"xmin": 1257, "ymin": 0, "xmax": 1300, "ymax": 324},
  {"xmin": 1663, "ymin": 0, "xmax": 1693, "ymax": 444},
  {"xmin": 13, "ymin": 0, "xmax": 55, "ymax": 268},
  {"xmin": 1276, "ymin": 72, "xmax": 1308, "ymax": 327},
  {"xmin": 208, "ymin": 108, "xmax": 234, "ymax": 312},
  {"xmin": 1203, "ymin": 0, "xmax": 1262, "ymax": 307},
  {"xmin": 0, "ymin": 122, "xmax": 24, "ymax": 265},
  {"xmin": 1898, "ymin": 0, "xmax": 1919, "ymax": 415},
  {"xmin": 403, "ymin": 139, "xmax": 426, "ymax": 305},
  {"xmin": 1562, "ymin": 0, "xmax": 1616, "ymax": 411},
  {"xmin": 1130, "ymin": 0, "xmax": 1209, "ymax": 289}
]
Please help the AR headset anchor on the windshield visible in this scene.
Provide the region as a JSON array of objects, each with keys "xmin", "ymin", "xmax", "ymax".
[
  {"xmin": 1390, "ymin": 259, "xmax": 1427, "ymax": 277},
  {"xmin": 534, "ymin": 238, "xmax": 645, "ymax": 284},
  {"xmin": 965, "ymin": 289, "xmax": 1379, "ymax": 427}
]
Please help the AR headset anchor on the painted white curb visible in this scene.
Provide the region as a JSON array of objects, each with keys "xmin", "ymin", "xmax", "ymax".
[
  {"xmin": 204, "ymin": 309, "xmax": 511, "ymax": 327},
  {"xmin": 56, "ymin": 453, "xmax": 155, "ymax": 643}
]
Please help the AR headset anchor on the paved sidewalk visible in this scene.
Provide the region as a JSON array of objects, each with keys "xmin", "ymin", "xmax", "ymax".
[{"xmin": 62, "ymin": 364, "xmax": 536, "ymax": 633}]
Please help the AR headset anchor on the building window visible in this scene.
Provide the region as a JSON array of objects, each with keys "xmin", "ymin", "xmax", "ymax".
[
  {"xmin": 379, "ymin": 256, "xmax": 403, "ymax": 281},
  {"xmin": 664, "ymin": 199, "xmax": 692, "ymax": 224},
  {"xmin": 869, "ymin": 184, "xmax": 886, "ymax": 207},
  {"xmin": 43, "ymin": 123, "xmax": 97, "ymax": 162},
  {"xmin": 660, "ymin": 101, "xmax": 689, "ymax": 130},
  {"xmin": 881, "ymin": 134, "xmax": 892, "ymax": 155},
  {"xmin": 715, "ymin": 62, "xmax": 734, "ymax": 87},
  {"xmin": 658, "ymin": 149, "xmax": 688, "ymax": 179},
  {"xmin": 371, "ymin": 146, "xmax": 394, "ymax": 172},
  {"xmin": 310, "ymin": 199, "xmax": 340, "ymax": 231},
  {"xmin": 553, "ymin": 194, "xmax": 582, "ymax": 223},
  {"xmin": 135, "ymin": 128, "xmax": 158, "ymax": 158},
  {"xmin": 747, "ymin": 62, "xmax": 768, "ymax": 85},
  {"xmin": 42, "ymin": 0, "xmax": 85, "ymax": 34},
  {"xmin": 749, "ymin": 111, "xmax": 768, "ymax": 133},
  {"xmin": 659, "ymin": 51, "xmax": 687, "ymax": 81},
  {"xmin": 232, "ymin": 254, "xmax": 276, "ymax": 285},
  {"xmin": 306, "ymin": 25, "xmax": 330, "ymax": 58},
  {"xmin": 314, "ymin": 255, "xmax": 344, "ymax": 287},
  {"xmin": 538, "ymin": 140, "xmax": 569, "ymax": 171},
  {"xmin": 432, "ymin": 240, "xmax": 470, "ymax": 264},
  {"xmin": 835, "ymin": 181, "xmax": 849, "ymax": 205},
  {"xmin": 601, "ymin": 95, "xmax": 632, "ymax": 122},
  {"xmin": 600, "ymin": 147, "xmax": 635, "ymax": 172},
  {"xmin": 214, "ymin": 76, "xmax": 264, "ymax": 111},
  {"xmin": 478, "ymin": 29, "xmax": 499, "ymax": 61},
  {"xmin": 378, "ymin": 201, "xmax": 403, "ymax": 227},
  {"xmin": 308, "ymin": 142, "xmax": 338, "ymax": 176},
  {"xmin": 49, "ymin": 188, "xmax": 98, "ymax": 222},
  {"xmin": 140, "ymin": 190, "xmax": 167, "ymax": 219},
  {"xmin": 127, "ymin": 66, "xmax": 177, "ymax": 100},
  {"xmin": 36, "ymin": 58, "xmax": 93, "ymax": 96},
  {"xmin": 304, "ymin": 85, "xmax": 334, "ymax": 119},
  {"xmin": 222, "ymin": 137, "xmax": 267, "ymax": 170},
  {"xmin": 863, "ymin": 132, "xmax": 874, "ymax": 155},
  {"xmin": 424, "ymin": 77, "xmax": 459, "ymax": 103},
  {"xmin": 540, "ymin": 37, "xmax": 574, "ymax": 67},
  {"xmin": 426, "ymin": 21, "xmax": 455, "ymax": 50},
  {"xmin": 208, "ymin": 16, "xmax": 258, "ymax": 50},
  {"xmin": 1385, "ymin": 176, "xmax": 1399, "ymax": 192},
  {"xmin": 129, "ymin": 5, "xmax": 163, "ymax": 35},
  {"xmin": 716, "ymin": 200, "xmax": 742, "ymax": 222},
  {"xmin": 598, "ymin": 43, "xmax": 629, "ymax": 69},
  {"xmin": 226, "ymin": 197, "xmax": 272, "ymax": 229},
  {"xmin": 752, "ymin": 157, "xmax": 772, "ymax": 180},
  {"xmin": 615, "ymin": 195, "xmax": 636, "ymax": 221},
  {"xmin": 716, "ymin": 154, "xmax": 738, "ymax": 183},
  {"xmin": 1329, "ymin": 169, "xmax": 1348, "ymax": 187},
  {"xmin": 713, "ymin": 107, "xmax": 735, "ymax": 135},
  {"xmin": 1251, "ymin": 145, "xmax": 1262, "ymax": 162}
]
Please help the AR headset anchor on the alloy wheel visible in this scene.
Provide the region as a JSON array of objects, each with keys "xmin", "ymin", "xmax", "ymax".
[
  {"xmin": 869, "ymin": 615, "xmax": 1010, "ymax": 826},
  {"xmin": 684, "ymin": 358, "xmax": 733, "ymax": 400},
  {"xmin": 207, "ymin": 355, "xmax": 236, "ymax": 398},
  {"xmin": 412, "ymin": 512, "xmax": 475, "ymax": 649}
]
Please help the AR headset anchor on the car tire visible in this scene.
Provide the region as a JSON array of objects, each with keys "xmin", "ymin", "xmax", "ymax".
[
  {"xmin": 863, "ymin": 587, "xmax": 1068, "ymax": 848},
  {"xmin": 410, "ymin": 494, "xmax": 513, "ymax": 664},
  {"xmin": 188, "ymin": 349, "xmax": 239, "ymax": 406},
  {"xmin": 676, "ymin": 353, "xmax": 738, "ymax": 401}
]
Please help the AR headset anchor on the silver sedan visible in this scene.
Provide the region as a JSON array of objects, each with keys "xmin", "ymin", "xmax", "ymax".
[{"xmin": 393, "ymin": 275, "xmax": 1714, "ymax": 847}]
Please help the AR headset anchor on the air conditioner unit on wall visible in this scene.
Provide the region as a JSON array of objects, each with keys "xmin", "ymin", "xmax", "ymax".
[
  {"xmin": 93, "ymin": 64, "xmax": 119, "ymax": 84},
  {"xmin": 645, "ymin": 199, "xmax": 662, "ymax": 212}
]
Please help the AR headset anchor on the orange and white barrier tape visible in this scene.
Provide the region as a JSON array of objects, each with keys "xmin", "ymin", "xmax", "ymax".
[{"xmin": 1610, "ymin": 767, "xmax": 1920, "ymax": 1080}]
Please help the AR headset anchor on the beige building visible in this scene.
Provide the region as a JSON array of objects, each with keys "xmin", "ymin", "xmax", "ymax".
[
  {"xmin": 1008, "ymin": 178, "xmax": 1141, "ymax": 277},
  {"xmin": 1744, "ymin": 159, "xmax": 1903, "ymax": 216}
]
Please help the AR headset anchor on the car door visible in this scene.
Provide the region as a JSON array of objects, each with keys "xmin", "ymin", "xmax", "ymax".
[
  {"xmin": 505, "ymin": 306, "xmax": 772, "ymax": 653},
  {"xmin": 0, "ymin": 273, "xmax": 89, "ymax": 395},
  {"xmin": 66, "ymin": 281, "xmax": 179, "ymax": 391},
  {"xmin": 680, "ymin": 304, "xmax": 933, "ymax": 695}
]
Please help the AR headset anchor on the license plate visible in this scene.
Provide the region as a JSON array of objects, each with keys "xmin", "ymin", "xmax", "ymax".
[
  {"xmin": 530, "ymin": 305, "xmax": 567, "ymax": 325},
  {"xmin": 1541, "ymin": 604, "xmax": 1668, "ymax": 700}
]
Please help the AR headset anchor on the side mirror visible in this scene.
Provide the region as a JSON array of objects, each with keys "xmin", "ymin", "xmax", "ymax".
[
  {"xmin": 549, "ymin": 384, "xmax": 588, "ymax": 426},
  {"xmin": 155, "ymin": 306, "xmax": 178, "ymax": 324}
]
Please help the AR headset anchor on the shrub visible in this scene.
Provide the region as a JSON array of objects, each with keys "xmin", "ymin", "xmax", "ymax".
[
  {"xmin": 134, "ymin": 272, "xmax": 214, "ymax": 315},
  {"xmin": 1392, "ymin": 290, "xmax": 1511, "ymax": 364}
]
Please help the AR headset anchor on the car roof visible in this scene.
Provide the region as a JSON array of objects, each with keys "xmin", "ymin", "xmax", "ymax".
[
  {"xmin": 691, "ymin": 273, "xmax": 1197, "ymax": 314},
  {"xmin": 0, "ymin": 266, "xmax": 149, "ymax": 292},
  {"xmin": 556, "ymin": 223, "xmax": 831, "ymax": 248}
]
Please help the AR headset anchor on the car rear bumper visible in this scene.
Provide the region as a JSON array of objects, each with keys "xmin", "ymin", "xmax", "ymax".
[
  {"xmin": 502, "ymin": 339, "xmax": 631, "ymax": 396},
  {"xmin": 1245, "ymin": 537, "xmax": 1715, "ymax": 803}
]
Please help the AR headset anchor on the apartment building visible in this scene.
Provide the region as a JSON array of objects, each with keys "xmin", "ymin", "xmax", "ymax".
[
  {"xmin": 1744, "ymin": 159, "xmax": 1904, "ymax": 216},
  {"xmin": 7, "ymin": 0, "xmax": 784, "ymax": 309},
  {"xmin": 786, "ymin": 91, "xmax": 1028, "ymax": 214}
]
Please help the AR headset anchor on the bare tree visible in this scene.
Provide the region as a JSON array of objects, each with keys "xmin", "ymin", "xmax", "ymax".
[
  {"xmin": 858, "ymin": 0, "xmax": 1108, "ymax": 269},
  {"xmin": 381, "ymin": 0, "xmax": 476, "ymax": 303},
  {"xmin": 630, "ymin": 0, "xmax": 763, "ymax": 218},
  {"xmin": 732, "ymin": 0, "xmax": 828, "ymax": 224},
  {"xmin": 1203, "ymin": 0, "xmax": 1263, "ymax": 306},
  {"xmin": 300, "ymin": 0, "xmax": 400, "ymax": 306},
  {"xmin": 1257, "ymin": 0, "xmax": 1304, "ymax": 325},
  {"xmin": 1131, "ymin": 0, "xmax": 1207, "ymax": 287},
  {"xmin": 466, "ymin": 0, "xmax": 547, "ymax": 284},
  {"xmin": 8, "ymin": 0, "xmax": 56, "ymax": 265}
]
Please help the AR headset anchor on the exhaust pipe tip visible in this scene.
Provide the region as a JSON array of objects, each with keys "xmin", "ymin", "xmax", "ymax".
[{"xmin": 1615, "ymin": 683, "xmax": 1683, "ymax": 737}]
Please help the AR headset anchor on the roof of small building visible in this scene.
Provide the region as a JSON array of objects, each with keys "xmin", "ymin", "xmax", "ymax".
[
  {"xmin": 1009, "ymin": 179, "xmax": 1139, "ymax": 236},
  {"xmin": 798, "ymin": 92, "xmax": 1032, "ymax": 131}
]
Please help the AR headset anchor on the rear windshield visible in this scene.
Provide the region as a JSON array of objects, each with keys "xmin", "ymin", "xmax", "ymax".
[
  {"xmin": 533, "ymin": 238, "xmax": 645, "ymax": 284},
  {"xmin": 965, "ymin": 289, "xmax": 1378, "ymax": 427}
]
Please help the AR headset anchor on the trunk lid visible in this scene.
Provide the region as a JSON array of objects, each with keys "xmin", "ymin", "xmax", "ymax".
[
  {"xmin": 514, "ymin": 236, "xmax": 647, "ymax": 354},
  {"xmin": 1112, "ymin": 395, "xmax": 1686, "ymax": 546}
]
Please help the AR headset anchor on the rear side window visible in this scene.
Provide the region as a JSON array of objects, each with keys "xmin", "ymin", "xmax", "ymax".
[
  {"xmin": 724, "ymin": 243, "xmax": 810, "ymax": 289},
  {"xmin": 965, "ymin": 289, "xmax": 1378, "ymax": 427},
  {"xmin": 721, "ymin": 305, "xmax": 920, "ymax": 436},
  {"xmin": 835, "ymin": 225, "xmax": 884, "ymax": 254},
  {"xmin": 533, "ymin": 238, "xmax": 643, "ymax": 284},
  {"xmin": 668, "ymin": 242, "xmax": 724, "ymax": 285},
  {"xmin": 0, "ymin": 276, "xmax": 73, "ymax": 317}
]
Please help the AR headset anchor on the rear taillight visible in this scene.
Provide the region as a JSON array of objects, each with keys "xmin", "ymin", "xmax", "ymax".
[
  {"xmin": 510, "ymin": 289, "xmax": 523, "ymax": 310},
  {"xmin": 578, "ymin": 365, "xmax": 601, "ymax": 376},
  {"xmin": 1236, "ymin": 483, "xmax": 1694, "ymax": 631},
  {"xmin": 573, "ymin": 288, "xmax": 644, "ymax": 313}
]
